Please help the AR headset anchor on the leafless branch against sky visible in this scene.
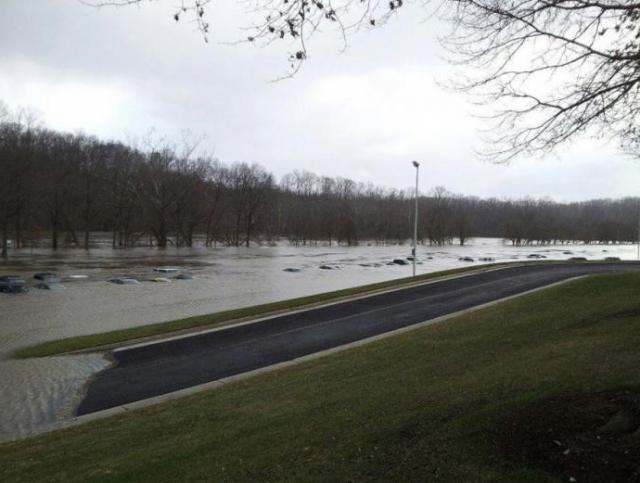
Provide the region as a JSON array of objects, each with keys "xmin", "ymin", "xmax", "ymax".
[{"xmin": 83, "ymin": 1, "xmax": 640, "ymax": 163}]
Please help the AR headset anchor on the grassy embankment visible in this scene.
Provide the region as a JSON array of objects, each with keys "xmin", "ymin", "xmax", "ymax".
[
  {"xmin": 14, "ymin": 263, "xmax": 511, "ymax": 359},
  {"xmin": 2, "ymin": 273, "xmax": 640, "ymax": 482}
]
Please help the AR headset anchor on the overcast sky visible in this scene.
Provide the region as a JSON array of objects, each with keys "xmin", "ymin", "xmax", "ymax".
[{"xmin": 1, "ymin": 0, "xmax": 637, "ymax": 201}]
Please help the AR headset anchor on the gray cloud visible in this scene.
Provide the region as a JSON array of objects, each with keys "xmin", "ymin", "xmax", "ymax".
[{"xmin": 0, "ymin": 0, "xmax": 635, "ymax": 201}]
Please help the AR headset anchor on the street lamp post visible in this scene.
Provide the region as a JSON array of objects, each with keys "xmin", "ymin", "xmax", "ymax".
[{"xmin": 412, "ymin": 160, "xmax": 420, "ymax": 276}]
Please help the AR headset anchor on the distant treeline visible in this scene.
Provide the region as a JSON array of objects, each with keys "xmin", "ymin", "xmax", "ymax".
[{"xmin": 1, "ymin": 119, "xmax": 639, "ymax": 257}]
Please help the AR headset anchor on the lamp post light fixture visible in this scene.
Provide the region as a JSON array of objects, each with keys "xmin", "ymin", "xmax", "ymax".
[{"xmin": 412, "ymin": 160, "xmax": 420, "ymax": 276}]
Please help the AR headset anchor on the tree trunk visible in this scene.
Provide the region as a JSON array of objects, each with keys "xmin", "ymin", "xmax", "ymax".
[
  {"xmin": 52, "ymin": 220, "xmax": 58, "ymax": 250},
  {"xmin": 14, "ymin": 213, "xmax": 22, "ymax": 249},
  {"xmin": 245, "ymin": 213, "xmax": 253, "ymax": 247},
  {"xmin": 1, "ymin": 223, "xmax": 8, "ymax": 258}
]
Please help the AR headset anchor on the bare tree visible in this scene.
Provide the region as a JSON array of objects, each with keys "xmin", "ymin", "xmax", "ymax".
[
  {"xmin": 226, "ymin": 163, "xmax": 273, "ymax": 246},
  {"xmin": 423, "ymin": 186, "xmax": 453, "ymax": 245},
  {"xmin": 437, "ymin": 1, "xmax": 640, "ymax": 161},
  {"xmin": 90, "ymin": 0, "xmax": 397, "ymax": 75},
  {"xmin": 334, "ymin": 177, "xmax": 359, "ymax": 246},
  {"xmin": 40, "ymin": 132, "xmax": 84, "ymax": 249},
  {"xmin": 0, "ymin": 105, "xmax": 7, "ymax": 258},
  {"xmin": 96, "ymin": 1, "xmax": 640, "ymax": 159},
  {"xmin": 0, "ymin": 119, "xmax": 24, "ymax": 258},
  {"xmin": 103, "ymin": 142, "xmax": 142, "ymax": 248},
  {"xmin": 203, "ymin": 160, "xmax": 228, "ymax": 247},
  {"xmin": 138, "ymin": 148, "xmax": 179, "ymax": 248},
  {"xmin": 77, "ymin": 135, "xmax": 107, "ymax": 249},
  {"xmin": 3, "ymin": 109, "xmax": 640, "ymax": 253}
]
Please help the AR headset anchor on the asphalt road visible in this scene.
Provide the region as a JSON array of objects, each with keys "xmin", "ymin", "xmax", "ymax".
[{"xmin": 77, "ymin": 262, "xmax": 640, "ymax": 415}]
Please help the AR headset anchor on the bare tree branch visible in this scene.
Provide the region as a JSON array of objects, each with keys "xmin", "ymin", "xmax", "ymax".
[{"xmin": 86, "ymin": 0, "xmax": 640, "ymax": 161}]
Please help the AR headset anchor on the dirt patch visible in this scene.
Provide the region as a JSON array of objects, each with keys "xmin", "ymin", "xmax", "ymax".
[{"xmin": 494, "ymin": 390, "xmax": 640, "ymax": 483}]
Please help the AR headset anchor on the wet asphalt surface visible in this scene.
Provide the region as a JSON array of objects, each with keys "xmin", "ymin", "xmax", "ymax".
[{"xmin": 77, "ymin": 262, "xmax": 640, "ymax": 415}]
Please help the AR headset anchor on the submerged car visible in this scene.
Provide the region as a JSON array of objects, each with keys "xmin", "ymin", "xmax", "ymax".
[
  {"xmin": 150, "ymin": 277, "xmax": 171, "ymax": 283},
  {"xmin": 0, "ymin": 275, "xmax": 27, "ymax": 293},
  {"xmin": 153, "ymin": 267, "xmax": 179, "ymax": 273},
  {"xmin": 34, "ymin": 272, "xmax": 60, "ymax": 282},
  {"xmin": 35, "ymin": 281, "xmax": 64, "ymax": 290},
  {"xmin": 33, "ymin": 272, "xmax": 61, "ymax": 285},
  {"xmin": 109, "ymin": 277, "xmax": 140, "ymax": 285},
  {"xmin": 175, "ymin": 274, "xmax": 194, "ymax": 280}
]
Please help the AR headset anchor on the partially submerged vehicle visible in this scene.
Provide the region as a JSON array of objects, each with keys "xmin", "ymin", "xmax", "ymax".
[
  {"xmin": 33, "ymin": 272, "xmax": 60, "ymax": 288},
  {"xmin": 150, "ymin": 277, "xmax": 171, "ymax": 283},
  {"xmin": 174, "ymin": 274, "xmax": 194, "ymax": 280},
  {"xmin": 33, "ymin": 272, "xmax": 59, "ymax": 282},
  {"xmin": 568, "ymin": 256, "xmax": 588, "ymax": 261},
  {"xmin": 459, "ymin": 257, "xmax": 475, "ymax": 262},
  {"xmin": 0, "ymin": 276, "xmax": 27, "ymax": 293},
  {"xmin": 478, "ymin": 257, "xmax": 494, "ymax": 262},
  {"xmin": 153, "ymin": 267, "xmax": 179, "ymax": 273},
  {"xmin": 283, "ymin": 268, "xmax": 302, "ymax": 273},
  {"xmin": 35, "ymin": 281, "xmax": 64, "ymax": 290},
  {"xmin": 109, "ymin": 277, "xmax": 140, "ymax": 285},
  {"xmin": 392, "ymin": 259, "xmax": 410, "ymax": 265},
  {"xmin": 527, "ymin": 254, "xmax": 547, "ymax": 259}
]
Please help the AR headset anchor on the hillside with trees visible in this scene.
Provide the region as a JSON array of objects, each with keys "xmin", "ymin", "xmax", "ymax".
[{"xmin": 1, "ymin": 118, "xmax": 639, "ymax": 257}]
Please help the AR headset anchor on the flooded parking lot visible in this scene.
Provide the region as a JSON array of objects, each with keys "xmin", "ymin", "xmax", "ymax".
[{"xmin": 0, "ymin": 238, "xmax": 636, "ymax": 440}]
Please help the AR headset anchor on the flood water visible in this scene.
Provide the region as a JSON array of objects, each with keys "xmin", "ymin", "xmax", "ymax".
[{"xmin": 0, "ymin": 237, "xmax": 636, "ymax": 441}]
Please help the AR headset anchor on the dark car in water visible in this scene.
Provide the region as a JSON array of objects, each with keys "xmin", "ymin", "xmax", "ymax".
[
  {"xmin": 174, "ymin": 274, "xmax": 194, "ymax": 280},
  {"xmin": 34, "ymin": 272, "xmax": 60, "ymax": 282},
  {"xmin": 0, "ymin": 275, "xmax": 27, "ymax": 293},
  {"xmin": 109, "ymin": 277, "xmax": 140, "ymax": 285}
]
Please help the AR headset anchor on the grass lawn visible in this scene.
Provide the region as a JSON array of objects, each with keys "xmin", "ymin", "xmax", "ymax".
[
  {"xmin": 14, "ymin": 263, "xmax": 511, "ymax": 359},
  {"xmin": 2, "ymin": 272, "xmax": 639, "ymax": 482}
]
